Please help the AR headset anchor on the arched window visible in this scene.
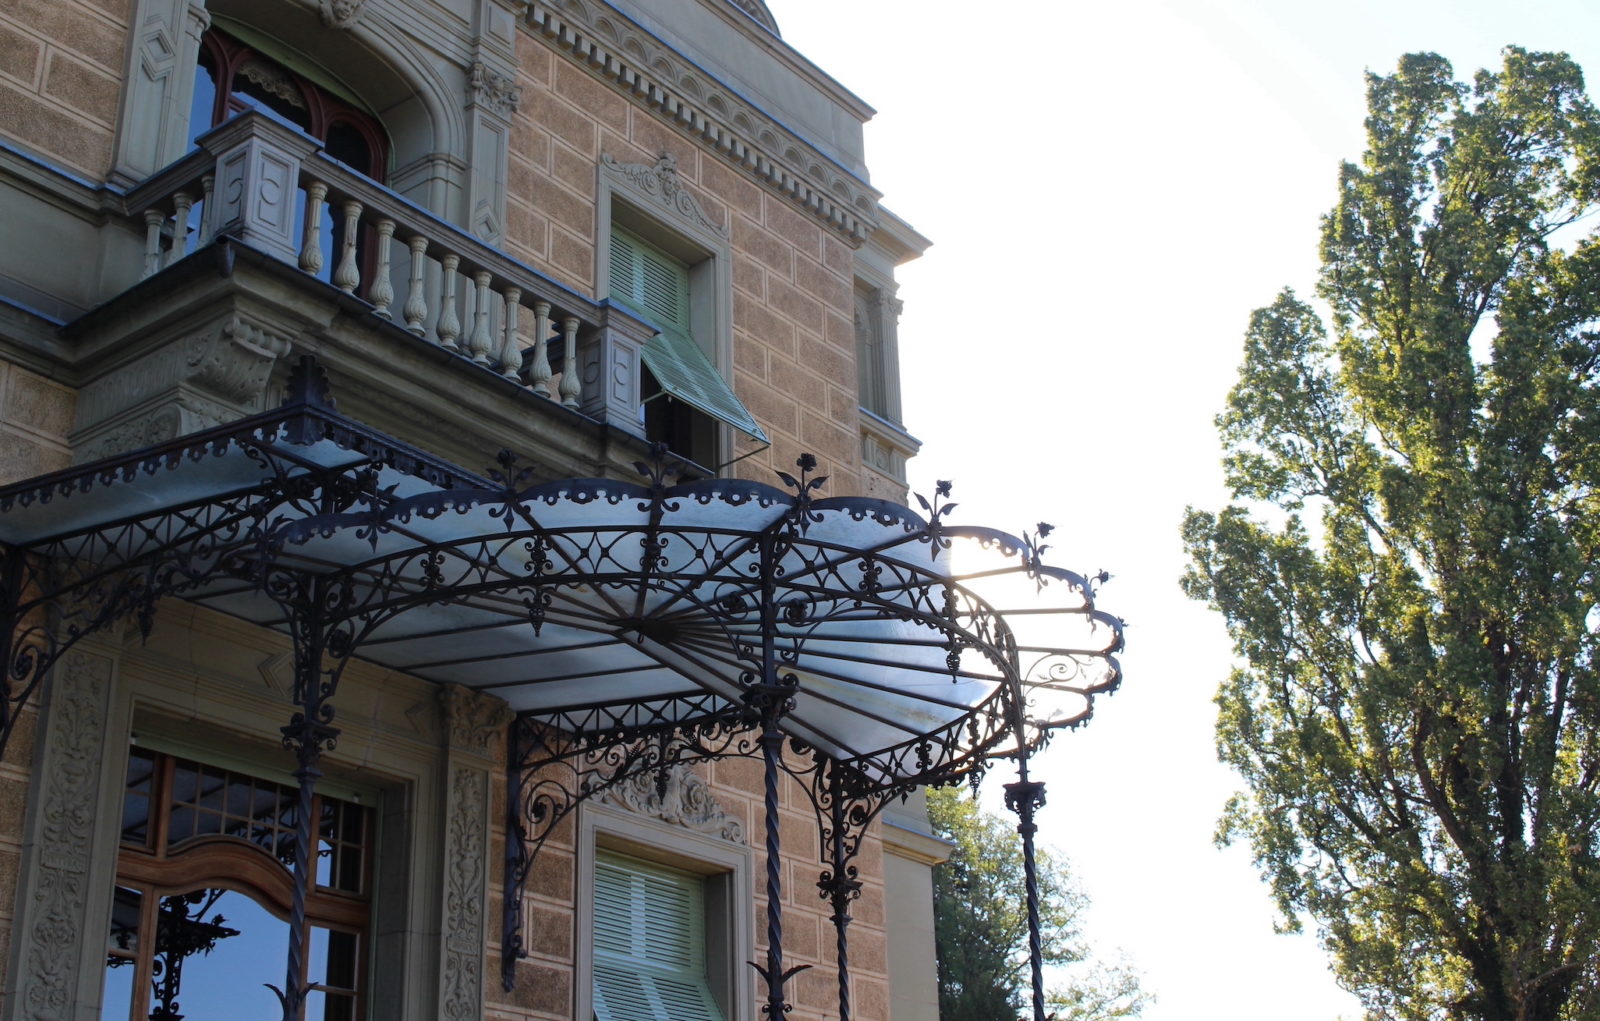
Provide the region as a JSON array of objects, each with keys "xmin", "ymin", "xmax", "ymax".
[
  {"xmin": 190, "ymin": 27, "xmax": 389, "ymax": 182},
  {"xmin": 101, "ymin": 747, "xmax": 372, "ymax": 1020}
]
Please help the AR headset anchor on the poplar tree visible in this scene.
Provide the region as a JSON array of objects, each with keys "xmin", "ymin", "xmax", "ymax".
[
  {"xmin": 928, "ymin": 788, "xmax": 1147, "ymax": 1020},
  {"xmin": 1183, "ymin": 49, "xmax": 1600, "ymax": 1019}
]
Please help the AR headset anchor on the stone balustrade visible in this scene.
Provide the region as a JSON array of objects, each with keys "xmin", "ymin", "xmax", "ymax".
[{"xmin": 123, "ymin": 112, "xmax": 655, "ymax": 434}]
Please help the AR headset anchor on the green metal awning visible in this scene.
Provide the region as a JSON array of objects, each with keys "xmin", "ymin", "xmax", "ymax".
[{"xmin": 641, "ymin": 329, "xmax": 769, "ymax": 444}]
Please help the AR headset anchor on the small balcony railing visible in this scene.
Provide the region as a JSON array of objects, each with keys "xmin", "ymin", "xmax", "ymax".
[{"xmin": 122, "ymin": 112, "xmax": 653, "ymax": 433}]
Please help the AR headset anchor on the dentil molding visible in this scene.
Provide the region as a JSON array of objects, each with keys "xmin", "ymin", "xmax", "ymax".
[{"xmin": 527, "ymin": 0, "xmax": 880, "ymax": 245}]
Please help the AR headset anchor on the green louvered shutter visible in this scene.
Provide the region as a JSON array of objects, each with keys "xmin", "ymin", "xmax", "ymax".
[
  {"xmin": 593, "ymin": 853, "xmax": 724, "ymax": 1021},
  {"xmin": 610, "ymin": 228, "xmax": 692, "ymax": 336},
  {"xmin": 607, "ymin": 227, "xmax": 768, "ymax": 444}
]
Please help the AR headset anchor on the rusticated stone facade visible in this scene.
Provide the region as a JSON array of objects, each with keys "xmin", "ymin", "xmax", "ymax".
[{"xmin": 0, "ymin": 1, "xmax": 942, "ymax": 1019}]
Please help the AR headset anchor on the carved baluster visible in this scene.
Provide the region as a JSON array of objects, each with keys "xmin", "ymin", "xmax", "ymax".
[
  {"xmin": 166, "ymin": 191, "xmax": 194, "ymax": 266},
  {"xmin": 500, "ymin": 287, "xmax": 523, "ymax": 379},
  {"xmin": 528, "ymin": 300, "xmax": 553, "ymax": 398},
  {"xmin": 467, "ymin": 270, "xmax": 495, "ymax": 365},
  {"xmin": 197, "ymin": 174, "xmax": 215, "ymax": 247},
  {"xmin": 369, "ymin": 219, "xmax": 396, "ymax": 318},
  {"xmin": 142, "ymin": 209, "xmax": 165, "ymax": 279},
  {"xmin": 333, "ymin": 199, "xmax": 363, "ymax": 294},
  {"xmin": 437, "ymin": 254, "xmax": 462, "ymax": 350},
  {"xmin": 300, "ymin": 181, "xmax": 328, "ymax": 275},
  {"xmin": 403, "ymin": 236, "xmax": 429, "ymax": 335},
  {"xmin": 559, "ymin": 316, "xmax": 581, "ymax": 408}
]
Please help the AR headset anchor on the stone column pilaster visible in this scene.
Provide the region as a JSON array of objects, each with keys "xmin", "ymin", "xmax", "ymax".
[
  {"xmin": 436, "ymin": 684, "xmax": 513, "ymax": 1021},
  {"xmin": 3, "ymin": 649, "xmax": 119, "ymax": 1021}
]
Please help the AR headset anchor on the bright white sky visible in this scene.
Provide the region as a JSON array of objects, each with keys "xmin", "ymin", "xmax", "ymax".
[{"xmin": 774, "ymin": 2, "xmax": 1600, "ymax": 1018}]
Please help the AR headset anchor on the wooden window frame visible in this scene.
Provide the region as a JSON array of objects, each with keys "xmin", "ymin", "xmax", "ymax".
[{"xmin": 103, "ymin": 749, "xmax": 372, "ymax": 1021}]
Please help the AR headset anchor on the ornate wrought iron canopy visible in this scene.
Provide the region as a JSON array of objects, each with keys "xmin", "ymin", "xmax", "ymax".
[{"xmin": 0, "ymin": 358, "xmax": 1123, "ymax": 1021}]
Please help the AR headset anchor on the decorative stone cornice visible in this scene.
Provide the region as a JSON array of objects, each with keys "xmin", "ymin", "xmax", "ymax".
[
  {"xmin": 601, "ymin": 763, "xmax": 746, "ymax": 844},
  {"xmin": 469, "ymin": 60, "xmax": 522, "ymax": 116},
  {"xmin": 526, "ymin": 0, "xmax": 880, "ymax": 246},
  {"xmin": 726, "ymin": 0, "xmax": 780, "ymax": 36},
  {"xmin": 602, "ymin": 152, "xmax": 724, "ymax": 236},
  {"xmin": 860, "ymin": 407, "xmax": 920, "ymax": 486}
]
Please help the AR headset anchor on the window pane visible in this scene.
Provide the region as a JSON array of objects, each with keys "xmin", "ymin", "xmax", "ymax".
[
  {"xmin": 148, "ymin": 889, "xmax": 288, "ymax": 1020},
  {"xmin": 121, "ymin": 749, "xmax": 155, "ymax": 847},
  {"xmin": 306, "ymin": 989, "xmax": 356, "ymax": 1021},
  {"xmin": 108, "ymin": 886, "xmax": 141, "ymax": 957},
  {"xmin": 309, "ymin": 926, "xmax": 359, "ymax": 989},
  {"xmin": 102, "ymin": 958, "xmax": 136, "ymax": 1021},
  {"xmin": 188, "ymin": 50, "xmax": 217, "ymax": 149},
  {"xmin": 324, "ymin": 121, "xmax": 372, "ymax": 178}
]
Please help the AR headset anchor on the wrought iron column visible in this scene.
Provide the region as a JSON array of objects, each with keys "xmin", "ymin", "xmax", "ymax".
[
  {"xmin": 818, "ymin": 767, "xmax": 864, "ymax": 1021},
  {"xmin": 275, "ymin": 573, "xmax": 343, "ymax": 1021},
  {"xmin": 747, "ymin": 529, "xmax": 805, "ymax": 1017},
  {"xmin": 502, "ymin": 717, "xmax": 533, "ymax": 992},
  {"xmin": 0, "ymin": 546, "xmax": 22, "ymax": 760},
  {"xmin": 1004, "ymin": 752, "xmax": 1049, "ymax": 1021}
]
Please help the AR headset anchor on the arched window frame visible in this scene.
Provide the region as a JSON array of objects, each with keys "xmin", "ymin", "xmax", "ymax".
[
  {"xmin": 193, "ymin": 27, "xmax": 389, "ymax": 182},
  {"xmin": 102, "ymin": 747, "xmax": 373, "ymax": 1021}
]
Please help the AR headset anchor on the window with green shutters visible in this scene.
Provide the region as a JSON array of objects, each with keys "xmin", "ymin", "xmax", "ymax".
[
  {"xmin": 605, "ymin": 225, "xmax": 768, "ymax": 463},
  {"xmin": 610, "ymin": 227, "xmax": 693, "ymax": 338},
  {"xmin": 592, "ymin": 851, "xmax": 725, "ymax": 1021}
]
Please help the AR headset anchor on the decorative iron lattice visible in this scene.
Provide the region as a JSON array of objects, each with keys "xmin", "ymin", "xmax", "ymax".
[{"xmin": 0, "ymin": 357, "xmax": 1123, "ymax": 1021}]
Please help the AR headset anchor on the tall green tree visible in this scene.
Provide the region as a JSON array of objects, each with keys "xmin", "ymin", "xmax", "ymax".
[
  {"xmin": 927, "ymin": 787, "xmax": 1148, "ymax": 1021},
  {"xmin": 1183, "ymin": 49, "xmax": 1600, "ymax": 1020}
]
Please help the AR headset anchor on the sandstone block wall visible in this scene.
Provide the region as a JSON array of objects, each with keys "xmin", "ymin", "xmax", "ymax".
[
  {"xmin": 509, "ymin": 31, "xmax": 867, "ymax": 497},
  {"xmin": 0, "ymin": 0, "xmax": 126, "ymax": 177}
]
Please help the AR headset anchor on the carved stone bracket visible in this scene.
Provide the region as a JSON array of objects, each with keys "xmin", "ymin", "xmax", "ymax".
[
  {"xmin": 601, "ymin": 762, "xmax": 746, "ymax": 844},
  {"xmin": 468, "ymin": 61, "xmax": 522, "ymax": 117},
  {"xmin": 439, "ymin": 684, "xmax": 513, "ymax": 757},
  {"xmin": 72, "ymin": 312, "xmax": 295, "ymax": 462},
  {"xmin": 601, "ymin": 153, "xmax": 725, "ymax": 237}
]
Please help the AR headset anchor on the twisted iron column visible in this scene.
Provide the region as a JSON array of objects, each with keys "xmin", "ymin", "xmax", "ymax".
[
  {"xmin": 276, "ymin": 574, "xmax": 342, "ymax": 1021},
  {"xmin": 747, "ymin": 528, "xmax": 806, "ymax": 1017},
  {"xmin": 1004, "ymin": 774, "xmax": 1049, "ymax": 1021},
  {"xmin": 818, "ymin": 770, "xmax": 863, "ymax": 1021},
  {"xmin": 747, "ymin": 673, "xmax": 805, "ymax": 1017}
]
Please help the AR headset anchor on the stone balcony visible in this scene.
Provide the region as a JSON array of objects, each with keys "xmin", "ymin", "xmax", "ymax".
[{"xmin": 60, "ymin": 112, "xmax": 663, "ymax": 476}]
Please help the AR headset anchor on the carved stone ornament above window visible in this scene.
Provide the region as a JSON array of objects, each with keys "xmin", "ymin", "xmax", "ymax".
[
  {"xmin": 439, "ymin": 684, "xmax": 514, "ymax": 756},
  {"xmin": 468, "ymin": 61, "xmax": 522, "ymax": 117},
  {"xmin": 601, "ymin": 763, "xmax": 746, "ymax": 844},
  {"xmin": 601, "ymin": 153, "xmax": 726, "ymax": 238},
  {"xmin": 319, "ymin": 0, "xmax": 368, "ymax": 29}
]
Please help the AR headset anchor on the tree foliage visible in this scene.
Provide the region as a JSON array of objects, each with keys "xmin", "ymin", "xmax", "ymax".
[
  {"xmin": 927, "ymin": 787, "xmax": 1148, "ymax": 1021},
  {"xmin": 1183, "ymin": 49, "xmax": 1600, "ymax": 1020}
]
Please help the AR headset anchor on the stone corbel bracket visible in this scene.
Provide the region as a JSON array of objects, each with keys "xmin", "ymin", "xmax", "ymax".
[
  {"xmin": 528, "ymin": 0, "xmax": 881, "ymax": 246},
  {"xmin": 469, "ymin": 60, "xmax": 523, "ymax": 117},
  {"xmin": 71, "ymin": 311, "xmax": 294, "ymax": 462}
]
